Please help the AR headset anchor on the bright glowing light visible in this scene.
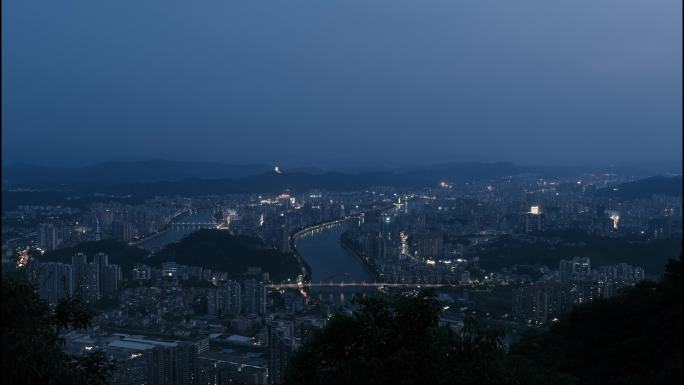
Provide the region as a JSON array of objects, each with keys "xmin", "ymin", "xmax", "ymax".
[
  {"xmin": 609, "ymin": 213, "xmax": 620, "ymax": 229},
  {"xmin": 16, "ymin": 249, "xmax": 30, "ymax": 268},
  {"xmin": 530, "ymin": 205, "xmax": 541, "ymax": 215},
  {"xmin": 426, "ymin": 259, "xmax": 436, "ymax": 265},
  {"xmin": 274, "ymin": 166, "xmax": 282, "ymax": 174}
]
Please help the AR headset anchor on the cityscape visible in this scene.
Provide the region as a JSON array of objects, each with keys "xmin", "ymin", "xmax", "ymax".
[
  {"xmin": 2, "ymin": 165, "xmax": 681, "ymax": 384},
  {"xmin": 2, "ymin": 1, "xmax": 681, "ymax": 385}
]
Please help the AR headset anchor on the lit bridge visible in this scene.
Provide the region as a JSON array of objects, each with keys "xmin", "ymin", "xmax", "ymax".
[
  {"xmin": 168, "ymin": 222, "xmax": 217, "ymax": 230},
  {"xmin": 292, "ymin": 217, "xmax": 358, "ymax": 238},
  {"xmin": 267, "ymin": 282, "xmax": 447, "ymax": 289}
]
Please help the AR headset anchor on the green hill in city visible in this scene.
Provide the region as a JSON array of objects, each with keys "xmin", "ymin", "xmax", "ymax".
[
  {"xmin": 151, "ymin": 229, "xmax": 302, "ymax": 282},
  {"xmin": 38, "ymin": 240, "xmax": 151, "ymax": 269}
]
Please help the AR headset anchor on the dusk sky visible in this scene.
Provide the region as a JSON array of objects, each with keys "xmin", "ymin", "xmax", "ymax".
[{"xmin": 2, "ymin": 0, "xmax": 681, "ymax": 168}]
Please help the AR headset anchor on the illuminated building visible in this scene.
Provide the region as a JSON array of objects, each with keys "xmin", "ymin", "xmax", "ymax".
[{"xmin": 524, "ymin": 205, "xmax": 545, "ymax": 233}]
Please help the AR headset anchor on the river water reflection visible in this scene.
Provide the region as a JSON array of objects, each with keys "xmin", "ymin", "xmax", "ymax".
[
  {"xmin": 294, "ymin": 222, "xmax": 378, "ymax": 303},
  {"xmin": 140, "ymin": 210, "xmax": 216, "ymax": 252}
]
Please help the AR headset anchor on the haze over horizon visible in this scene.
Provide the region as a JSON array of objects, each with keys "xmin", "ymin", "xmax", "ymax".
[{"xmin": 2, "ymin": 0, "xmax": 682, "ymax": 167}]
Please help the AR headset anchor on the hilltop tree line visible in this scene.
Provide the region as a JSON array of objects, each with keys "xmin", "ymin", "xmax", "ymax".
[{"xmin": 286, "ymin": 257, "xmax": 682, "ymax": 385}]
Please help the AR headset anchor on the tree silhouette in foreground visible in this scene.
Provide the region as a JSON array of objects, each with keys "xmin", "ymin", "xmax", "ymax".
[
  {"xmin": 510, "ymin": 257, "xmax": 682, "ymax": 385},
  {"xmin": 1, "ymin": 277, "xmax": 115, "ymax": 385},
  {"xmin": 285, "ymin": 290, "xmax": 528, "ymax": 385},
  {"xmin": 285, "ymin": 257, "xmax": 682, "ymax": 385}
]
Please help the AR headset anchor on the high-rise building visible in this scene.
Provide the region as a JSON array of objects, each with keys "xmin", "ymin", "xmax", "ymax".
[
  {"xmin": 32, "ymin": 261, "xmax": 73, "ymax": 306},
  {"xmin": 512, "ymin": 286, "xmax": 549, "ymax": 324},
  {"xmin": 219, "ymin": 281, "xmax": 242, "ymax": 316},
  {"xmin": 102, "ymin": 264, "xmax": 121, "ymax": 298},
  {"xmin": 162, "ymin": 262, "xmax": 179, "ymax": 278},
  {"xmin": 363, "ymin": 232, "xmax": 385, "ymax": 261},
  {"xmin": 524, "ymin": 205, "xmax": 545, "ymax": 233},
  {"xmin": 72, "ymin": 253, "xmax": 99, "ymax": 304},
  {"xmin": 132, "ymin": 265, "xmax": 152, "ymax": 280},
  {"xmin": 243, "ymin": 279, "xmax": 267, "ymax": 315},
  {"xmin": 93, "ymin": 252, "xmax": 108, "ymax": 297},
  {"xmin": 146, "ymin": 341, "xmax": 197, "ymax": 385},
  {"xmin": 280, "ymin": 225, "xmax": 291, "ymax": 253},
  {"xmin": 93, "ymin": 252, "xmax": 109, "ymax": 267},
  {"xmin": 82, "ymin": 262, "xmax": 100, "ymax": 304},
  {"xmin": 413, "ymin": 233, "xmax": 443, "ymax": 259},
  {"xmin": 268, "ymin": 321, "xmax": 299, "ymax": 385},
  {"xmin": 71, "ymin": 252, "xmax": 87, "ymax": 298},
  {"xmin": 112, "ymin": 220, "xmax": 133, "ymax": 243},
  {"xmin": 38, "ymin": 223, "xmax": 61, "ymax": 251},
  {"xmin": 559, "ymin": 257, "xmax": 591, "ymax": 285},
  {"xmin": 207, "ymin": 289, "xmax": 219, "ymax": 316},
  {"xmin": 559, "ymin": 257, "xmax": 592, "ymax": 310}
]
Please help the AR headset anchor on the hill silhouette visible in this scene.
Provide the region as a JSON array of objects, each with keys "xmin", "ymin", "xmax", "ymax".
[
  {"xmin": 151, "ymin": 230, "xmax": 302, "ymax": 282},
  {"xmin": 594, "ymin": 175, "xmax": 682, "ymax": 199},
  {"xmin": 38, "ymin": 240, "xmax": 150, "ymax": 269}
]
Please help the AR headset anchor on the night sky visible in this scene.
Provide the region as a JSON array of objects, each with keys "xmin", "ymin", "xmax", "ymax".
[{"xmin": 2, "ymin": 0, "xmax": 681, "ymax": 167}]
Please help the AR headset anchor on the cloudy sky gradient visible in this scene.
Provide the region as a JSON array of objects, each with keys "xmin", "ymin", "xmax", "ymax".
[{"xmin": 2, "ymin": 0, "xmax": 681, "ymax": 167}]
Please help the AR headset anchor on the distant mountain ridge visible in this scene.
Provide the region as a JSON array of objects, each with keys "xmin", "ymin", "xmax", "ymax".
[
  {"xmin": 87, "ymin": 162, "xmax": 530, "ymax": 196},
  {"xmin": 3, "ymin": 159, "xmax": 679, "ymax": 199},
  {"xmin": 594, "ymin": 175, "xmax": 683, "ymax": 199}
]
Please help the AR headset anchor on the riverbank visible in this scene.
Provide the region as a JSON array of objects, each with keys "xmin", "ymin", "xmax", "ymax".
[
  {"xmin": 289, "ymin": 216, "xmax": 352, "ymax": 283},
  {"xmin": 130, "ymin": 227, "xmax": 171, "ymax": 248},
  {"xmin": 339, "ymin": 234, "xmax": 381, "ymax": 282},
  {"xmin": 293, "ymin": 221, "xmax": 372, "ymax": 284},
  {"xmin": 130, "ymin": 208, "xmax": 189, "ymax": 248}
]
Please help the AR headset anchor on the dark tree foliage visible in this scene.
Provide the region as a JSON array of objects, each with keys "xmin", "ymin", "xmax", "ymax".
[
  {"xmin": 151, "ymin": 230, "xmax": 302, "ymax": 281},
  {"xmin": 1, "ymin": 277, "xmax": 116, "ymax": 385},
  {"xmin": 41, "ymin": 239, "xmax": 151, "ymax": 270},
  {"xmin": 286, "ymin": 258, "xmax": 682, "ymax": 385},
  {"xmin": 285, "ymin": 291, "xmax": 524, "ymax": 385},
  {"xmin": 510, "ymin": 257, "xmax": 683, "ymax": 385},
  {"xmin": 477, "ymin": 233, "xmax": 681, "ymax": 276}
]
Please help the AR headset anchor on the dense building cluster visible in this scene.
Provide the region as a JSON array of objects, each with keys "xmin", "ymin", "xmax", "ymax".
[
  {"xmin": 3, "ymin": 171, "xmax": 681, "ymax": 385},
  {"xmin": 27, "ymin": 252, "xmax": 121, "ymax": 306},
  {"xmin": 511, "ymin": 257, "xmax": 645, "ymax": 324}
]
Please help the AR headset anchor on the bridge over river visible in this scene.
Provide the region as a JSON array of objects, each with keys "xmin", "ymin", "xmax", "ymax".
[{"xmin": 268, "ymin": 282, "xmax": 447, "ymax": 289}]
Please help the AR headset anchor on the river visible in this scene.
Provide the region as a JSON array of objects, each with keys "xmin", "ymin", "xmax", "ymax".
[
  {"xmin": 294, "ymin": 222, "xmax": 377, "ymax": 303},
  {"xmin": 294, "ymin": 222, "xmax": 372, "ymax": 284},
  {"xmin": 140, "ymin": 210, "xmax": 216, "ymax": 252}
]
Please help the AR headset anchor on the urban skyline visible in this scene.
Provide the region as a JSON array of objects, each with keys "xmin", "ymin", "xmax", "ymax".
[{"xmin": 2, "ymin": 1, "xmax": 681, "ymax": 385}]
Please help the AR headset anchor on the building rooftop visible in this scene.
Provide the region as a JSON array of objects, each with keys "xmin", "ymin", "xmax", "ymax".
[{"xmin": 107, "ymin": 340, "xmax": 156, "ymax": 351}]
